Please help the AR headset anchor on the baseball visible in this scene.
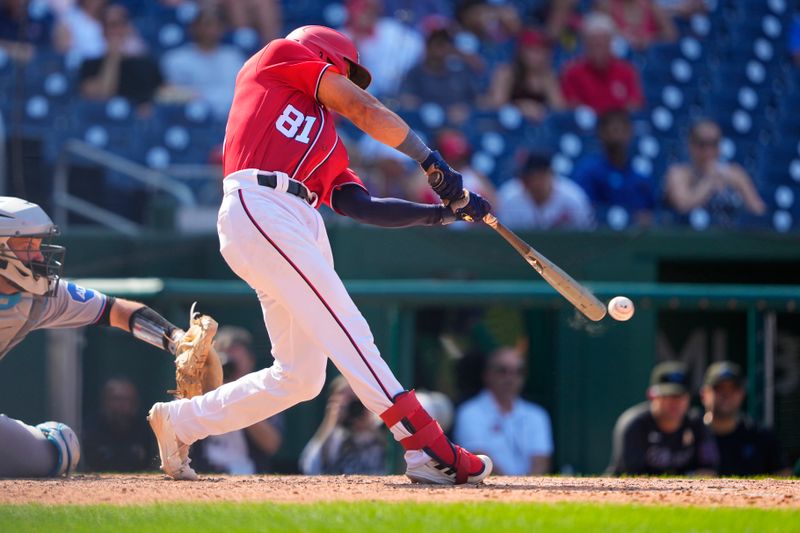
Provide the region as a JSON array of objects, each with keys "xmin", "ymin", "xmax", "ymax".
[{"xmin": 608, "ymin": 296, "xmax": 635, "ymax": 321}]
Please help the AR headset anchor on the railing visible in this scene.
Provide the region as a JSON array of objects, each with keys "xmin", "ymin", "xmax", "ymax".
[
  {"xmin": 51, "ymin": 139, "xmax": 197, "ymax": 236},
  {"xmin": 0, "ymin": 110, "xmax": 6, "ymax": 196}
]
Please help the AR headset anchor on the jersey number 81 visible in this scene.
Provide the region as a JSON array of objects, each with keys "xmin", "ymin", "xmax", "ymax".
[{"xmin": 276, "ymin": 104, "xmax": 317, "ymax": 144}]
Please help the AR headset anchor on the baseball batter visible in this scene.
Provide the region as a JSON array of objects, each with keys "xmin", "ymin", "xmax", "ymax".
[
  {"xmin": 0, "ymin": 197, "xmax": 206, "ymax": 477},
  {"xmin": 148, "ymin": 25, "xmax": 494, "ymax": 485}
]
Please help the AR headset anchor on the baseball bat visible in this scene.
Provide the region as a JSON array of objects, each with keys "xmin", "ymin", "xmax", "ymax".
[
  {"xmin": 426, "ymin": 171, "xmax": 606, "ymax": 321},
  {"xmin": 483, "ymin": 213, "xmax": 607, "ymax": 322}
]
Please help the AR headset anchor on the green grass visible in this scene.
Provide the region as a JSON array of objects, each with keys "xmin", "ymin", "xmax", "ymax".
[{"xmin": 1, "ymin": 502, "xmax": 799, "ymax": 533}]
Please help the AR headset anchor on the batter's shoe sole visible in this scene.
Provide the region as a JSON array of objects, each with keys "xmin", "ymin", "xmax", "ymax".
[
  {"xmin": 406, "ymin": 454, "xmax": 493, "ymax": 485},
  {"xmin": 147, "ymin": 402, "xmax": 197, "ymax": 481}
]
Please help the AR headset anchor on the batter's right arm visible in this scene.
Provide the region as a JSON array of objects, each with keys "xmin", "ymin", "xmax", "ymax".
[
  {"xmin": 318, "ymin": 71, "xmax": 490, "ymax": 220},
  {"xmin": 318, "ymin": 72, "xmax": 462, "ymax": 199}
]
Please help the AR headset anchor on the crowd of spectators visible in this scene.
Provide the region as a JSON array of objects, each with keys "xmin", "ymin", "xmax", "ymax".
[
  {"xmin": 608, "ymin": 360, "xmax": 792, "ymax": 477},
  {"xmin": 0, "ymin": 0, "xmax": 794, "ymax": 231}
]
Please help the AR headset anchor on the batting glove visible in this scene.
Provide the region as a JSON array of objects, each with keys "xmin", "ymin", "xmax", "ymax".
[
  {"xmin": 421, "ymin": 151, "xmax": 463, "ymax": 203},
  {"xmin": 451, "ymin": 190, "xmax": 492, "ymax": 223}
]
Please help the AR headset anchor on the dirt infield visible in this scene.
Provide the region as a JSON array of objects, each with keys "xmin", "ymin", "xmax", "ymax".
[{"xmin": 1, "ymin": 475, "xmax": 799, "ymax": 508}]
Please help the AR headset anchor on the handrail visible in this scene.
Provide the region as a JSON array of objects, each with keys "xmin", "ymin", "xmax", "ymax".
[
  {"xmin": 72, "ymin": 277, "xmax": 800, "ymax": 311},
  {"xmin": 52, "ymin": 138, "xmax": 197, "ymax": 234}
]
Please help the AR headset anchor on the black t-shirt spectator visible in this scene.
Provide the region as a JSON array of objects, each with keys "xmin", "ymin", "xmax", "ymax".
[
  {"xmin": 711, "ymin": 416, "xmax": 787, "ymax": 476},
  {"xmin": 608, "ymin": 402, "xmax": 719, "ymax": 475},
  {"xmin": 79, "ymin": 56, "xmax": 163, "ymax": 105},
  {"xmin": 82, "ymin": 414, "xmax": 157, "ymax": 472}
]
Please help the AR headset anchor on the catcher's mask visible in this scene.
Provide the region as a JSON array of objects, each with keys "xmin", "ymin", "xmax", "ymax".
[
  {"xmin": 0, "ymin": 197, "xmax": 65, "ymax": 296},
  {"xmin": 286, "ymin": 25, "xmax": 372, "ymax": 90}
]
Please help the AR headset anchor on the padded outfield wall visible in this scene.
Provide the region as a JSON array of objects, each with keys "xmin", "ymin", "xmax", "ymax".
[{"xmin": 1, "ymin": 227, "xmax": 799, "ymax": 474}]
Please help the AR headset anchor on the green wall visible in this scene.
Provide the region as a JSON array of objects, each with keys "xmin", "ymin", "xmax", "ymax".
[{"xmin": 1, "ymin": 227, "xmax": 799, "ymax": 474}]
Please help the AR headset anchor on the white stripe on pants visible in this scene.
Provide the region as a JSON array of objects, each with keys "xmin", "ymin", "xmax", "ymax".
[{"xmin": 168, "ymin": 175, "xmax": 410, "ymax": 446}]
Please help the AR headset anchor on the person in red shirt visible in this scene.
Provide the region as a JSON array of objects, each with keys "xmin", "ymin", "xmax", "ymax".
[
  {"xmin": 560, "ymin": 12, "xmax": 644, "ymax": 114},
  {"xmin": 148, "ymin": 25, "xmax": 493, "ymax": 486}
]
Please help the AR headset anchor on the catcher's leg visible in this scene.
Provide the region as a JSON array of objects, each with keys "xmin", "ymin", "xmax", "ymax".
[{"xmin": 0, "ymin": 414, "xmax": 79, "ymax": 477}]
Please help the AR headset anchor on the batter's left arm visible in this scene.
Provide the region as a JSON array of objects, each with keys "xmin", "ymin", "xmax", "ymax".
[{"xmin": 331, "ymin": 184, "xmax": 455, "ymax": 228}]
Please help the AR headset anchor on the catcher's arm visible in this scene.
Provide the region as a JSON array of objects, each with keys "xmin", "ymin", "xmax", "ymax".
[
  {"xmin": 100, "ymin": 298, "xmax": 223, "ymax": 398},
  {"xmin": 104, "ymin": 298, "xmax": 183, "ymax": 354}
]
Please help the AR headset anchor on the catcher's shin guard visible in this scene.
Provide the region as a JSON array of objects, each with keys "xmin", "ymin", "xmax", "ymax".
[
  {"xmin": 380, "ymin": 390, "xmax": 492, "ymax": 485},
  {"xmin": 37, "ymin": 421, "xmax": 80, "ymax": 477}
]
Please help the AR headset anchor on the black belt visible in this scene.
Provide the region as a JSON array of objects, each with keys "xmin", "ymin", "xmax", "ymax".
[{"xmin": 256, "ymin": 172, "xmax": 312, "ymax": 203}]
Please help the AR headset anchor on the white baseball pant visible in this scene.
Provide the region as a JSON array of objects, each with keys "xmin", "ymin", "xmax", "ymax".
[{"xmin": 166, "ymin": 170, "xmax": 422, "ymax": 461}]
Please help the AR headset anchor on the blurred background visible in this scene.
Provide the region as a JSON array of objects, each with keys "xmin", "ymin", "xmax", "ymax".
[{"xmin": 0, "ymin": 0, "xmax": 799, "ymax": 476}]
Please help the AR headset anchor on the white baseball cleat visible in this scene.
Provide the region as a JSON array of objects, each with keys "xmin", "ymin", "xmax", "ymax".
[
  {"xmin": 147, "ymin": 402, "xmax": 197, "ymax": 481},
  {"xmin": 406, "ymin": 454, "xmax": 493, "ymax": 485}
]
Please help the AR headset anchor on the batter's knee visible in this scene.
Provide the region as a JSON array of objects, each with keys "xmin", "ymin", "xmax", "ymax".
[{"xmin": 273, "ymin": 369, "xmax": 326, "ymax": 402}]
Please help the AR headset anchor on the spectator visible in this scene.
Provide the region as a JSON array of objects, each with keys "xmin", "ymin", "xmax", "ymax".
[
  {"xmin": 607, "ymin": 361, "xmax": 719, "ymax": 476},
  {"xmin": 215, "ymin": 0, "xmax": 282, "ymax": 45},
  {"xmin": 355, "ymin": 135, "xmax": 427, "ymax": 200},
  {"xmin": 485, "ymin": 29, "xmax": 565, "ymax": 122},
  {"xmin": 456, "ymin": 0, "xmax": 522, "ymax": 47},
  {"xmin": 664, "ymin": 119, "xmax": 765, "ymax": 226},
  {"xmin": 545, "ymin": 0, "xmax": 583, "ymax": 50},
  {"xmin": 560, "ymin": 12, "xmax": 644, "ymax": 114},
  {"xmin": 573, "ymin": 108, "xmax": 655, "ymax": 227},
  {"xmin": 383, "ymin": 0, "xmax": 454, "ymax": 26},
  {"xmin": 655, "ymin": 0, "xmax": 708, "ymax": 20},
  {"xmin": 342, "ymin": 0, "xmax": 424, "ymax": 98},
  {"xmin": 190, "ymin": 326, "xmax": 284, "ymax": 474},
  {"xmin": 0, "ymin": 0, "xmax": 53, "ymax": 63},
  {"xmin": 53, "ymin": 0, "xmax": 107, "ymax": 64},
  {"xmin": 792, "ymin": 10, "xmax": 800, "ymax": 67},
  {"xmin": 78, "ymin": 4, "xmax": 161, "ymax": 108},
  {"xmin": 398, "ymin": 22, "xmax": 480, "ymax": 125},
  {"xmin": 596, "ymin": 0, "xmax": 677, "ymax": 50},
  {"xmin": 699, "ymin": 362, "xmax": 791, "ymax": 477},
  {"xmin": 161, "ymin": 8, "xmax": 245, "ymax": 119},
  {"xmin": 416, "ymin": 390, "xmax": 455, "ymax": 432},
  {"xmin": 454, "ymin": 344, "xmax": 553, "ymax": 475},
  {"xmin": 82, "ymin": 377, "xmax": 156, "ymax": 471},
  {"xmin": 299, "ymin": 376, "xmax": 388, "ymax": 475},
  {"xmin": 498, "ymin": 150, "xmax": 593, "ymax": 230}
]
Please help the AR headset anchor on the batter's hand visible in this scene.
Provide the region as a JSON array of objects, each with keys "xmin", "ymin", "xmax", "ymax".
[
  {"xmin": 421, "ymin": 151, "xmax": 463, "ymax": 203},
  {"xmin": 450, "ymin": 190, "xmax": 492, "ymax": 223}
]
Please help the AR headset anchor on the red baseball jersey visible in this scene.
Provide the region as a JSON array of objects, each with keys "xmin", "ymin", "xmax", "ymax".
[{"xmin": 223, "ymin": 39, "xmax": 365, "ymax": 209}]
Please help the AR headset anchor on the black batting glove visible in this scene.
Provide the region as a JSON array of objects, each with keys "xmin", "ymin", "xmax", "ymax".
[
  {"xmin": 421, "ymin": 150, "xmax": 463, "ymax": 203},
  {"xmin": 451, "ymin": 190, "xmax": 492, "ymax": 223}
]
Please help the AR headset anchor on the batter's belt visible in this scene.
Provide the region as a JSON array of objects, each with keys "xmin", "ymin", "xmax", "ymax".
[{"xmin": 225, "ymin": 169, "xmax": 319, "ymax": 207}]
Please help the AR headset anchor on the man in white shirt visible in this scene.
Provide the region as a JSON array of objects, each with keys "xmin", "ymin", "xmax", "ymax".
[
  {"xmin": 341, "ymin": 0, "xmax": 424, "ymax": 98},
  {"xmin": 454, "ymin": 345, "xmax": 553, "ymax": 475},
  {"xmin": 161, "ymin": 8, "xmax": 245, "ymax": 119},
  {"xmin": 497, "ymin": 150, "xmax": 594, "ymax": 230}
]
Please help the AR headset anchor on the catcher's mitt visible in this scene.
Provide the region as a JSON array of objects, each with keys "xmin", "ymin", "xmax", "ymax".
[{"xmin": 169, "ymin": 303, "xmax": 223, "ymax": 399}]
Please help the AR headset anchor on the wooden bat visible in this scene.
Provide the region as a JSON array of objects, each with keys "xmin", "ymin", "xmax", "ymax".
[
  {"xmin": 427, "ymin": 170, "xmax": 606, "ymax": 321},
  {"xmin": 483, "ymin": 213, "xmax": 607, "ymax": 321}
]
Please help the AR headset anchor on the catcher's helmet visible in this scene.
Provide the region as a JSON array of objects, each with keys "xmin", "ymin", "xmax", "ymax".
[
  {"xmin": 0, "ymin": 197, "xmax": 64, "ymax": 295},
  {"xmin": 286, "ymin": 25, "xmax": 372, "ymax": 90}
]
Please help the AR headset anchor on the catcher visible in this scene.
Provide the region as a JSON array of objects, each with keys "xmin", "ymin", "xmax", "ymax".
[{"xmin": 0, "ymin": 196, "xmax": 221, "ymax": 478}]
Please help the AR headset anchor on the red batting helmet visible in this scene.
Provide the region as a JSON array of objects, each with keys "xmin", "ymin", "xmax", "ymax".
[{"xmin": 286, "ymin": 25, "xmax": 372, "ymax": 90}]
